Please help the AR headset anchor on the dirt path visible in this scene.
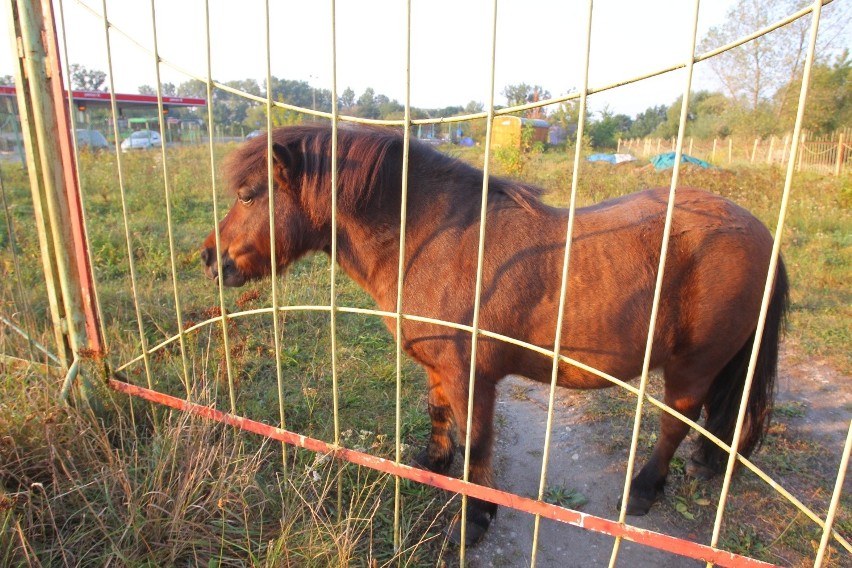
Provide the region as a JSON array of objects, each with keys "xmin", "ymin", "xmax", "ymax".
[{"xmin": 464, "ymin": 350, "xmax": 851, "ymax": 567}]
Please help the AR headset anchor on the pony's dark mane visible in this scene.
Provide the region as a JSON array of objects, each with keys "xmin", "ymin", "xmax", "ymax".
[{"xmin": 223, "ymin": 124, "xmax": 544, "ymax": 214}]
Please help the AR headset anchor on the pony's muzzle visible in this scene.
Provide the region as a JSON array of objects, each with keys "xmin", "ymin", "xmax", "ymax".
[{"xmin": 200, "ymin": 247, "xmax": 246, "ymax": 287}]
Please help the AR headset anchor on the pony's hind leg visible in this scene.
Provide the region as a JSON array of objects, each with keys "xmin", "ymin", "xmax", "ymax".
[
  {"xmin": 414, "ymin": 369, "xmax": 456, "ymax": 474},
  {"xmin": 626, "ymin": 376, "xmax": 705, "ymax": 515}
]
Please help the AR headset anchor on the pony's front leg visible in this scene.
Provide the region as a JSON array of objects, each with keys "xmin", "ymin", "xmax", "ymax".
[
  {"xmin": 445, "ymin": 376, "xmax": 498, "ymax": 546},
  {"xmin": 414, "ymin": 369, "xmax": 456, "ymax": 474}
]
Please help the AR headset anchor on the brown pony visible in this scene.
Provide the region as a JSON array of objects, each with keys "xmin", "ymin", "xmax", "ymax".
[{"xmin": 200, "ymin": 124, "xmax": 788, "ymax": 544}]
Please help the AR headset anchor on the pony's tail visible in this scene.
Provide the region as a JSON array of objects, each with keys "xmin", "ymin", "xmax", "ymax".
[{"xmin": 699, "ymin": 258, "xmax": 790, "ymax": 470}]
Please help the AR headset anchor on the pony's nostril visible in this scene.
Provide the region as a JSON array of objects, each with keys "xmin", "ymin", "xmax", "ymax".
[{"xmin": 200, "ymin": 248, "xmax": 211, "ymax": 265}]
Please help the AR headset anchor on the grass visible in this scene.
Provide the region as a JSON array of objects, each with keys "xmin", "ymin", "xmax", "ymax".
[
  {"xmin": 1, "ymin": 145, "xmax": 450, "ymax": 565},
  {"xmin": 542, "ymin": 486, "xmax": 588, "ymax": 510},
  {"xmin": 1, "ymin": 140, "xmax": 850, "ymax": 565}
]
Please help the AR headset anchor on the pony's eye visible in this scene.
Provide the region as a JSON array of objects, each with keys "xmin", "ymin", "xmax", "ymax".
[{"xmin": 239, "ymin": 196, "xmax": 254, "ymax": 206}]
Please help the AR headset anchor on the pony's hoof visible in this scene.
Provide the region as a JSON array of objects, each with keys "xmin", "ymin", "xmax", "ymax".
[
  {"xmin": 620, "ymin": 486, "xmax": 662, "ymax": 516},
  {"xmin": 413, "ymin": 448, "xmax": 453, "ymax": 475},
  {"xmin": 624, "ymin": 494, "xmax": 654, "ymax": 516},
  {"xmin": 446, "ymin": 508, "xmax": 494, "ymax": 546},
  {"xmin": 686, "ymin": 457, "xmax": 718, "ymax": 480}
]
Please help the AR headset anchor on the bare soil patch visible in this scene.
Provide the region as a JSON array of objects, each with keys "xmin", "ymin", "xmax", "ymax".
[{"xmin": 463, "ymin": 348, "xmax": 851, "ymax": 567}]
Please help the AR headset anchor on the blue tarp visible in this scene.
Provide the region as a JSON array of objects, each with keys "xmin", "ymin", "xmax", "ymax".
[
  {"xmin": 650, "ymin": 152, "xmax": 712, "ymax": 171},
  {"xmin": 586, "ymin": 153, "xmax": 636, "ymax": 164}
]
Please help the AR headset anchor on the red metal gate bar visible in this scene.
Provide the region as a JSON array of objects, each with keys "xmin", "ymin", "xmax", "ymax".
[
  {"xmin": 43, "ymin": 0, "xmax": 103, "ymax": 355},
  {"xmin": 107, "ymin": 377, "xmax": 776, "ymax": 568}
]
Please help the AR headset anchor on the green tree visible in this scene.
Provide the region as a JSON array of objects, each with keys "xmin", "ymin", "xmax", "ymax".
[
  {"xmin": 690, "ymin": 92, "xmax": 735, "ymax": 138},
  {"xmin": 698, "ymin": 0, "xmax": 850, "ymax": 132},
  {"xmin": 339, "ymin": 87, "xmax": 356, "ymax": 111},
  {"xmin": 587, "ymin": 107, "xmax": 631, "ymax": 149},
  {"xmin": 268, "ymin": 78, "xmax": 314, "ymax": 109},
  {"xmin": 502, "ymin": 83, "xmax": 551, "ymax": 118},
  {"xmin": 654, "ymin": 92, "xmax": 707, "ymax": 138},
  {"xmin": 627, "ymin": 105, "xmax": 668, "ymax": 138},
  {"xmin": 354, "ymin": 88, "xmax": 380, "ymax": 119},
  {"xmin": 178, "ymin": 79, "xmax": 207, "ymax": 98},
  {"xmin": 776, "ymin": 51, "xmax": 852, "ymax": 133},
  {"xmin": 465, "ymin": 101, "xmax": 484, "ymax": 114},
  {"xmin": 69, "ymin": 64, "xmax": 106, "ymax": 91},
  {"xmin": 138, "ymin": 83, "xmax": 177, "ymax": 97},
  {"xmin": 376, "ymin": 94, "xmax": 404, "ymax": 118}
]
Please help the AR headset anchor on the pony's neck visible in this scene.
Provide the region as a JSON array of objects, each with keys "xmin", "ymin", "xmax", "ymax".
[
  {"xmin": 332, "ymin": 216, "xmax": 403, "ymax": 312},
  {"xmin": 312, "ymin": 152, "xmax": 484, "ymax": 312}
]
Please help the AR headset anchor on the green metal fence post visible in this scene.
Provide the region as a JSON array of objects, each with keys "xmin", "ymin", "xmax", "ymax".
[{"xmin": 6, "ymin": 0, "xmax": 103, "ymax": 400}]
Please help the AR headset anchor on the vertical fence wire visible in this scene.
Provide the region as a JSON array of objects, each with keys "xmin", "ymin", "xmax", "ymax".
[
  {"xmin": 708, "ymin": 1, "xmax": 824, "ymax": 562},
  {"xmin": 814, "ymin": 420, "xmax": 852, "ymax": 567},
  {"xmin": 529, "ymin": 1, "xmax": 594, "ymax": 566},
  {"xmin": 206, "ymin": 3, "xmax": 236, "ymax": 411},
  {"xmin": 610, "ymin": 2, "xmax": 702, "ymax": 565},
  {"xmin": 393, "ymin": 0, "xmax": 413, "ymax": 552},
  {"xmin": 263, "ymin": 0, "xmax": 288, "ymax": 475},
  {"xmin": 328, "ymin": 0, "xmax": 343, "ymax": 523},
  {"xmin": 0, "ymin": 166, "xmax": 38, "ymax": 364},
  {"xmin": 149, "ymin": 0, "xmax": 191, "ymax": 399},
  {"xmin": 458, "ymin": 0, "xmax": 499, "ymax": 561},
  {"xmin": 98, "ymin": 0, "xmax": 155, "ymax": 394},
  {"xmin": 202, "ymin": 0, "xmax": 236, "ymax": 413}
]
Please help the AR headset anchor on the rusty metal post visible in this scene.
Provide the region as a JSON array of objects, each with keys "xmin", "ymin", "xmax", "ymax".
[{"xmin": 6, "ymin": 0, "xmax": 103, "ymax": 398}]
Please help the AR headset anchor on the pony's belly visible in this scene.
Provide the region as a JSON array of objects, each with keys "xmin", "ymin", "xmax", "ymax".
[
  {"xmin": 515, "ymin": 348, "xmax": 639, "ymax": 390},
  {"xmin": 556, "ymin": 363, "xmax": 630, "ymax": 390}
]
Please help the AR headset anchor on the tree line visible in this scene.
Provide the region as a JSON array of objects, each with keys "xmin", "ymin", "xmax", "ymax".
[
  {"xmin": 6, "ymin": 51, "xmax": 847, "ymax": 151},
  {"xmin": 65, "ymin": 45, "xmax": 848, "ymax": 150},
  {"xmin": 7, "ymin": 0, "xmax": 846, "ymax": 148}
]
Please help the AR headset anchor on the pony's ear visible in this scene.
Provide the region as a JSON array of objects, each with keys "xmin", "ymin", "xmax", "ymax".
[
  {"xmin": 272, "ymin": 142, "xmax": 293, "ymax": 169},
  {"xmin": 271, "ymin": 142, "xmax": 293, "ymax": 168},
  {"xmin": 270, "ymin": 142, "xmax": 298, "ymax": 182}
]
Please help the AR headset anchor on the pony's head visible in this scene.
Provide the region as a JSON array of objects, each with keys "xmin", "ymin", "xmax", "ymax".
[
  {"xmin": 200, "ymin": 123, "xmax": 536, "ymax": 288},
  {"xmin": 200, "ymin": 129, "xmax": 323, "ymax": 287}
]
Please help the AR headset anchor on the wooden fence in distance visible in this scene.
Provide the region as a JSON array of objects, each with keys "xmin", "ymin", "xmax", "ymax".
[{"xmin": 619, "ymin": 128, "xmax": 850, "ymax": 175}]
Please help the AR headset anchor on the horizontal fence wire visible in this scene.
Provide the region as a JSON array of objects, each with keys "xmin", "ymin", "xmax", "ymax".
[
  {"xmin": 31, "ymin": 0, "xmax": 848, "ymax": 565},
  {"xmin": 65, "ymin": 0, "xmax": 835, "ymax": 130}
]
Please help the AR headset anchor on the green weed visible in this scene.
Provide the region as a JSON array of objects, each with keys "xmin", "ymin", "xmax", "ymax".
[{"xmin": 542, "ymin": 486, "xmax": 588, "ymax": 510}]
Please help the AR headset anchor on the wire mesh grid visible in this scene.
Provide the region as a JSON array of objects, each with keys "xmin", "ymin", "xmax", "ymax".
[{"xmin": 2, "ymin": 0, "xmax": 850, "ymax": 566}]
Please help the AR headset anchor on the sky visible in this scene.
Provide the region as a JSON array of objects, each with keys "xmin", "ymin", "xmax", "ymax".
[{"xmin": 0, "ymin": 0, "xmax": 825, "ymax": 118}]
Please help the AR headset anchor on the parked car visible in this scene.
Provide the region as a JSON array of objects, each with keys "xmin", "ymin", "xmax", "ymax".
[
  {"xmin": 245, "ymin": 130, "xmax": 263, "ymax": 140},
  {"xmin": 75, "ymin": 129, "xmax": 110, "ymax": 151},
  {"xmin": 120, "ymin": 130, "xmax": 162, "ymax": 151}
]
